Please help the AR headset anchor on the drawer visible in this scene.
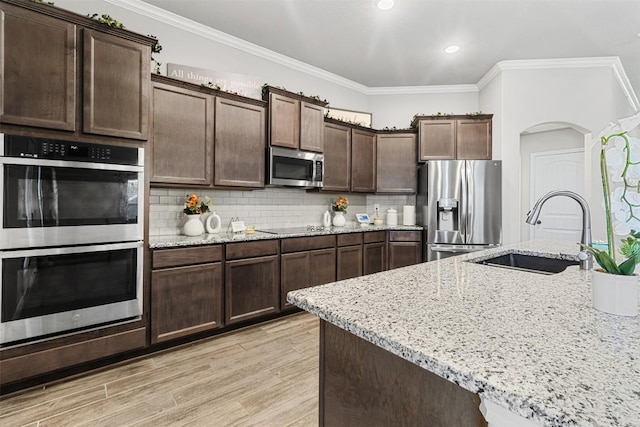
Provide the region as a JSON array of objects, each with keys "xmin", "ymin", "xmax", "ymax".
[
  {"xmin": 389, "ymin": 231, "xmax": 421, "ymax": 242},
  {"xmin": 226, "ymin": 239, "xmax": 279, "ymax": 260},
  {"xmin": 363, "ymin": 231, "xmax": 386, "ymax": 243},
  {"xmin": 153, "ymin": 245, "xmax": 223, "ymax": 269},
  {"xmin": 337, "ymin": 233, "xmax": 363, "ymax": 247},
  {"xmin": 281, "ymin": 235, "xmax": 336, "ymax": 253}
]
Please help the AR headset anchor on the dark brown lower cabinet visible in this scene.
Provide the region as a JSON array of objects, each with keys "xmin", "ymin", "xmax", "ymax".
[
  {"xmin": 363, "ymin": 242, "xmax": 386, "ymax": 275},
  {"xmin": 150, "ymin": 246, "xmax": 224, "ymax": 344},
  {"xmin": 281, "ymin": 248, "xmax": 336, "ymax": 310},
  {"xmin": 337, "ymin": 245, "xmax": 363, "ymax": 280},
  {"xmin": 151, "ymin": 263, "xmax": 223, "ymax": 344},
  {"xmin": 363, "ymin": 231, "xmax": 386, "ymax": 275},
  {"xmin": 225, "ymin": 255, "xmax": 280, "ymax": 325},
  {"xmin": 320, "ymin": 320, "xmax": 486, "ymax": 426},
  {"xmin": 388, "ymin": 231, "xmax": 422, "ymax": 270}
]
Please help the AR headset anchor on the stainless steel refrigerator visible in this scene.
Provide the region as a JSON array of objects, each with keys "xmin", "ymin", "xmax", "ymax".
[{"xmin": 417, "ymin": 160, "xmax": 502, "ymax": 261}]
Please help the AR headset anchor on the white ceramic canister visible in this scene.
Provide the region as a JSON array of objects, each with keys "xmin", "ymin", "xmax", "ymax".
[{"xmin": 386, "ymin": 208, "xmax": 398, "ymax": 226}]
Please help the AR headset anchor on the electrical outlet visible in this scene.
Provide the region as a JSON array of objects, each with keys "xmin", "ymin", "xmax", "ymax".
[{"xmin": 374, "ymin": 204, "xmax": 379, "ymax": 211}]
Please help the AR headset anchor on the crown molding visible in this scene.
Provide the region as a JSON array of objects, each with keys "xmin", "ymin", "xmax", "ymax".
[
  {"xmin": 366, "ymin": 84, "xmax": 478, "ymax": 95},
  {"xmin": 477, "ymin": 57, "xmax": 639, "ymax": 111}
]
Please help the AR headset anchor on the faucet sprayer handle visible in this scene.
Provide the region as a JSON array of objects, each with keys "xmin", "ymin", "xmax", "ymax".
[{"xmin": 577, "ymin": 251, "xmax": 590, "ymax": 261}]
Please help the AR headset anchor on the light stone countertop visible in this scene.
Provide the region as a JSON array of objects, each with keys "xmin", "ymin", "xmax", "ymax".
[
  {"xmin": 287, "ymin": 240, "xmax": 640, "ymax": 427},
  {"xmin": 148, "ymin": 224, "xmax": 423, "ymax": 249}
]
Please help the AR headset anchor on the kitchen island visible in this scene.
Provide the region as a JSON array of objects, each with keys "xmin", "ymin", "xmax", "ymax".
[{"xmin": 287, "ymin": 240, "xmax": 640, "ymax": 427}]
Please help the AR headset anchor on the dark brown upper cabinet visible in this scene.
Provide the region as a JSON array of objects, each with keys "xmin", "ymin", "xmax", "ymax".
[
  {"xmin": 151, "ymin": 79, "xmax": 214, "ymax": 185},
  {"xmin": 214, "ymin": 96, "xmax": 266, "ymax": 188},
  {"xmin": 376, "ymin": 132, "xmax": 417, "ymax": 194},
  {"xmin": 264, "ymin": 86, "xmax": 328, "ymax": 153},
  {"xmin": 455, "ymin": 118, "xmax": 493, "ymax": 160},
  {"xmin": 323, "ymin": 121, "xmax": 352, "ymax": 192},
  {"xmin": 150, "ymin": 76, "xmax": 266, "ymax": 189},
  {"xmin": 0, "ymin": 3, "xmax": 76, "ymax": 131},
  {"xmin": 351, "ymin": 128, "xmax": 376, "ymax": 193},
  {"xmin": 83, "ymin": 29, "xmax": 150, "ymax": 140},
  {"xmin": 0, "ymin": 0, "xmax": 155, "ymax": 142},
  {"xmin": 412, "ymin": 115, "xmax": 493, "ymax": 161}
]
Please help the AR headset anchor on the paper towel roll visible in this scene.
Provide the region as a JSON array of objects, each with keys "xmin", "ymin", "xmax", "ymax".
[{"xmin": 403, "ymin": 205, "xmax": 416, "ymax": 226}]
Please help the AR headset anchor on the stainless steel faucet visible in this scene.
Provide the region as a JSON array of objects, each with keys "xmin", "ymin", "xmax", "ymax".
[{"xmin": 526, "ymin": 190, "xmax": 592, "ymax": 270}]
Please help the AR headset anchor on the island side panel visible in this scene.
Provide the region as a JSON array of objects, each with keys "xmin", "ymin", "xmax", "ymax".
[{"xmin": 319, "ymin": 320, "xmax": 487, "ymax": 427}]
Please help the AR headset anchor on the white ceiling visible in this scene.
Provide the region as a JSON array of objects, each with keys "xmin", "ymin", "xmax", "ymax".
[{"xmin": 140, "ymin": 0, "xmax": 640, "ymax": 93}]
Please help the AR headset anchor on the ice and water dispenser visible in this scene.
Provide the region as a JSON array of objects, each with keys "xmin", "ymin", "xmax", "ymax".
[{"xmin": 436, "ymin": 198, "xmax": 458, "ymax": 232}]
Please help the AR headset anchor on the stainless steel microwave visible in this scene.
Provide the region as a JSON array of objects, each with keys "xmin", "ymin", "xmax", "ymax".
[{"xmin": 267, "ymin": 147, "xmax": 323, "ymax": 188}]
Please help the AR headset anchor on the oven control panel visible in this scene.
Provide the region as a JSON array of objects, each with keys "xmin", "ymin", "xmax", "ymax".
[{"xmin": 3, "ymin": 135, "xmax": 139, "ymax": 165}]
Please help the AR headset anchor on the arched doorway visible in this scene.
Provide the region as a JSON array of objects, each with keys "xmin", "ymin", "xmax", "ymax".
[{"xmin": 519, "ymin": 123, "xmax": 589, "ymax": 242}]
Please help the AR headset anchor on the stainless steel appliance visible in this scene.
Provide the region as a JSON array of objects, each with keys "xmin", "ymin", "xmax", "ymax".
[
  {"xmin": 417, "ymin": 160, "xmax": 502, "ymax": 261},
  {"xmin": 267, "ymin": 146, "xmax": 323, "ymax": 188},
  {"xmin": 0, "ymin": 134, "xmax": 143, "ymax": 249},
  {"xmin": 0, "ymin": 134, "xmax": 144, "ymax": 346}
]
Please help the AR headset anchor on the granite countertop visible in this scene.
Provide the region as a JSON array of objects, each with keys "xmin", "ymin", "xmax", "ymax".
[
  {"xmin": 149, "ymin": 224, "xmax": 423, "ymax": 249},
  {"xmin": 287, "ymin": 240, "xmax": 640, "ymax": 427}
]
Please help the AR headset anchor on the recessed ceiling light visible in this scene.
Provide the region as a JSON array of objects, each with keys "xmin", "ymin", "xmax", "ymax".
[
  {"xmin": 444, "ymin": 45, "xmax": 460, "ymax": 54},
  {"xmin": 377, "ymin": 0, "xmax": 395, "ymax": 11}
]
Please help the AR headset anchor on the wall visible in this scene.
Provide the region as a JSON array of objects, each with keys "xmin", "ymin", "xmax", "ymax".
[
  {"xmin": 490, "ymin": 65, "xmax": 636, "ymax": 244},
  {"xmin": 367, "ymin": 90, "xmax": 479, "ymax": 129},
  {"xmin": 149, "ymin": 187, "xmax": 414, "ymax": 236}
]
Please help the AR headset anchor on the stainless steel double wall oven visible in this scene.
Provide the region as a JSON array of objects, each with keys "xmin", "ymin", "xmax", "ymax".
[{"xmin": 0, "ymin": 134, "xmax": 144, "ymax": 346}]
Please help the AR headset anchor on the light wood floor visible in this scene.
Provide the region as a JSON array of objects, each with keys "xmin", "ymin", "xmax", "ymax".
[{"xmin": 0, "ymin": 313, "xmax": 319, "ymax": 427}]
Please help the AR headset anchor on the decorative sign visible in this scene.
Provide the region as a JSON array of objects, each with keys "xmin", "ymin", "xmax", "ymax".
[
  {"xmin": 326, "ymin": 106, "xmax": 373, "ymax": 127},
  {"xmin": 231, "ymin": 220, "xmax": 246, "ymax": 233},
  {"xmin": 167, "ymin": 63, "xmax": 262, "ymax": 99}
]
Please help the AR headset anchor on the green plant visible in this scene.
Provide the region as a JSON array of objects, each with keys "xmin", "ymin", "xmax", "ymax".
[
  {"xmin": 88, "ymin": 13, "xmax": 125, "ymax": 29},
  {"xmin": 580, "ymin": 112, "xmax": 640, "ymax": 275},
  {"xmin": 148, "ymin": 35, "xmax": 163, "ymax": 75},
  {"xmin": 201, "ymin": 82, "xmax": 221, "ymax": 91}
]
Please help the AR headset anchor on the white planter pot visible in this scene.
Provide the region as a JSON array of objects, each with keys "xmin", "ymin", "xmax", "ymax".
[
  {"xmin": 591, "ymin": 269, "xmax": 639, "ymax": 317},
  {"xmin": 183, "ymin": 214, "xmax": 205, "ymax": 236},
  {"xmin": 332, "ymin": 211, "xmax": 346, "ymax": 227}
]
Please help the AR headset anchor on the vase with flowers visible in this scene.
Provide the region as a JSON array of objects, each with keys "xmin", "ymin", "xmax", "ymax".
[
  {"xmin": 579, "ymin": 112, "xmax": 640, "ymax": 316},
  {"xmin": 331, "ymin": 196, "xmax": 349, "ymax": 227},
  {"xmin": 183, "ymin": 193, "xmax": 212, "ymax": 236}
]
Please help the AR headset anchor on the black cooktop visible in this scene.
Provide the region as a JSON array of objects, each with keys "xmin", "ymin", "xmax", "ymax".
[{"xmin": 257, "ymin": 226, "xmax": 328, "ymax": 235}]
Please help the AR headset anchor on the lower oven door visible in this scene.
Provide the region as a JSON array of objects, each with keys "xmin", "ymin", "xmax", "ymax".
[{"xmin": 0, "ymin": 241, "xmax": 143, "ymax": 346}]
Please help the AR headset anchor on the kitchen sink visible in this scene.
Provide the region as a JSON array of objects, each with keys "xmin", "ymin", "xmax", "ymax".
[{"xmin": 470, "ymin": 252, "xmax": 579, "ymax": 275}]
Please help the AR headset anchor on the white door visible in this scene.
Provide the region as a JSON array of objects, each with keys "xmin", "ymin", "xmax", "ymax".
[{"xmin": 530, "ymin": 149, "xmax": 585, "ymax": 241}]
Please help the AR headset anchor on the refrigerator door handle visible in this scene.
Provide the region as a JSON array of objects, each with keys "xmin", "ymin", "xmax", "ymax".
[
  {"xmin": 460, "ymin": 161, "xmax": 468, "ymax": 242},
  {"xmin": 466, "ymin": 161, "xmax": 473, "ymax": 243}
]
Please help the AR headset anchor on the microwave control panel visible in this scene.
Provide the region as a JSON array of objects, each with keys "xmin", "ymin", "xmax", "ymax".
[
  {"xmin": 3, "ymin": 135, "xmax": 139, "ymax": 165},
  {"xmin": 315, "ymin": 160, "xmax": 323, "ymax": 181}
]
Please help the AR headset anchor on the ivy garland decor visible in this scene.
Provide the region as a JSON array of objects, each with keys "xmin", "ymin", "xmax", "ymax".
[
  {"xmin": 147, "ymin": 35, "xmax": 163, "ymax": 74},
  {"xmin": 87, "ymin": 13, "xmax": 125, "ymax": 29}
]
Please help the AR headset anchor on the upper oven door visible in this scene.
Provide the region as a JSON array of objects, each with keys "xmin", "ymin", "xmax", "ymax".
[{"xmin": 0, "ymin": 157, "xmax": 144, "ymax": 249}]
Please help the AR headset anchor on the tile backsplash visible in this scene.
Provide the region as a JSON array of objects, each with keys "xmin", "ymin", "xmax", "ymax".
[{"xmin": 149, "ymin": 187, "xmax": 415, "ymax": 236}]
